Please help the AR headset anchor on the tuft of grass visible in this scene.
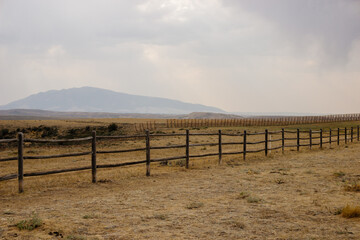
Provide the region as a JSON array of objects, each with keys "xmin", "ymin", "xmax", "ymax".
[
  {"xmin": 341, "ymin": 205, "xmax": 360, "ymax": 218},
  {"xmin": 97, "ymin": 179, "xmax": 112, "ymax": 183},
  {"xmin": 16, "ymin": 213, "xmax": 42, "ymax": 230},
  {"xmin": 333, "ymin": 171, "xmax": 346, "ymax": 178},
  {"xmin": 3, "ymin": 210, "xmax": 15, "ymax": 215},
  {"xmin": 186, "ymin": 202, "xmax": 204, "ymax": 209},
  {"xmin": 236, "ymin": 192, "xmax": 261, "ymax": 203},
  {"xmin": 66, "ymin": 235, "xmax": 86, "ymax": 240},
  {"xmin": 236, "ymin": 192, "xmax": 250, "ymax": 199},
  {"xmin": 228, "ymin": 221, "xmax": 245, "ymax": 229},
  {"xmin": 332, "ymin": 207, "xmax": 343, "ymax": 215},
  {"xmin": 246, "ymin": 196, "xmax": 262, "ymax": 203},
  {"xmin": 246, "ymin": 169, "xmax": 260, "ymax": 175},
  {"xmin": 344, "ymin": 183, "xmax": 360, "ymax": 192},
  {"xmin": 82, "ymin": 213, "xmax": 98, "ymax": 219},
  {"xmin": 153, "ymin": 214, "xmax": 168, "ymax": 220},
  {"xmin": 275, "ymin": 179, "xmax": 285, "ymax": 184}
]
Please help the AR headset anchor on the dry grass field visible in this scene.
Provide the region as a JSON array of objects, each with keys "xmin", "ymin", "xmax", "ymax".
[{"xmin": 1, "ymin": 119, "xmax": 360, "ymax": 239}]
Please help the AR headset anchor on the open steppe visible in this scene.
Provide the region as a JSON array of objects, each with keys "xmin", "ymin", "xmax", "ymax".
[{"xmin": 1, "ymin": 119, "xmax": 360, "ymax": 239}]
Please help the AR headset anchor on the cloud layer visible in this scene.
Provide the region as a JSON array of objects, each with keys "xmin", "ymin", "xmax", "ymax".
[{"xmin": 0, "ymin": 0, "xmax": 359, "ymax": 113}]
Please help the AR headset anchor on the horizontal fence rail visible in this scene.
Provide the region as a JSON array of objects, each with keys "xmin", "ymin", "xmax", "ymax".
[{"xmin": 0, "ymin": 125, "xmax": 359, "ymax": 193}]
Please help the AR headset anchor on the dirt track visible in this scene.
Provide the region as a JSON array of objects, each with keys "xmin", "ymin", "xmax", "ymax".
[{"xmin": 1, "ymin": 143, "xmax": 360, "ymax": 239}]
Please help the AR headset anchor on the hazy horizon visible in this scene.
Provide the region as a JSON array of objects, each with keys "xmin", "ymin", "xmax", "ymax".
[
  {"xmin": 1, "ymin": 0, "xmax": 359, "ymax": 114},
  {"xmin": 0, "ymin": 86, "xmax": 338, "ymax": 115}
]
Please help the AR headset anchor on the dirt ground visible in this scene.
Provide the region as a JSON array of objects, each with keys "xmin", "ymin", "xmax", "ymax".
[{"xmin": 1, "ymin": 141, "xmax": 360, "ymax": 239}]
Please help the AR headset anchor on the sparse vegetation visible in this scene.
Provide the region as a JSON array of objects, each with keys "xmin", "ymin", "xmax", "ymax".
[
  {"xmin": 344, "ymin": 182, "xmax": 360, "ymax": 192},
  {"xmin": 186, "ymin": 202, "xmax": 204, "ymax": 209},
  {"xmin": 334, "ymin": 171, "xmax": 346, "ymax": 178},
  {"xmin": 236, "ymin": 192, "xmax": 250, "ymax": 199},
  {"xmin": 16, "ymin": 213, "xmax": 42, "ymax": 230},
  {"xmin": 246, "ymin": 196, "xmax": 262, "ymax": 203},
  {"xmin": 66, "ymin": 235, "xmax": 86, "ymax": 240},
  {"xmin": 341, "ymin": 205, "xmax": 360, "ymax": 218},
  {"xmin": 275, "ymin": 178, "xmax": 285, "ymax": 184},
  {"xmin": 1, "ymin": 119, "xmax": 360, "ymax": 239},
  {"xmin": 228, "ymin": 220, "xmax": 245, "ymax": 229},
  {"xmin": 83, "ymin": 213, "xmax": 98, "ymax": 219},
  {"xmin": 107, "ymin": 123, "xmax": 118, "ymax": 132},
  {"xmin": 153, "ymin": 214, "xmax": 168, "ymax": 220}
]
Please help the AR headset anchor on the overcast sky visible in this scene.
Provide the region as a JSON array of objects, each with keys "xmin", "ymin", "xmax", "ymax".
[{"xmin": 1, "ymin": 0, "xmax": 359, "ymax": 114}]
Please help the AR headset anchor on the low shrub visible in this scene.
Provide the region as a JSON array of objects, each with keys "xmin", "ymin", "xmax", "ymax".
[
  {"xmin": 344, "ymin": 183, "xmax": 360, "ymax": 192},
  {"xmin": 341, "ymin": 205, "xmax": 360, "ymax": 218},
  {"xmin": 16, "ymin": 213, "xmax": 42, "ymax": 230},
  {"xmin": 108, "ymin": 123, "xmax": 118, "ymax": 132},
  {"xmin": 186, "ymin": 202, "xmax": 204, "ymax": 209}
]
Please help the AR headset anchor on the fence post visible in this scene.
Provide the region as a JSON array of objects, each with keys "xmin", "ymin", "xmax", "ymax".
[
  {"xmin": 91, "ymin": 131, "xmax": 97, "ymax": 183},
  {"xmin": 297, "ymin": 129, "xmax": 300, "ymax": 151},
  {"xmin": 146, "ymin": 130, "xmax": 150, "ymax": 176},
  {"xmin": 218, "ymin": 130, "xmax": 222, "ymax": 164},
  {"xmin": 265, "ymin": 129, "xmax": 268, "ymax": 156},
  {"xmin": 309, "ymin": 129, "xmax": 312, "ymax": 149},
  {"xmin": 281, "ymin": 128, "xmax": 285, "ymax": 153},
  {"xmin": 329, "ymin": 128, "xmax": 332, "ymax": 147},
  {"xmin": 17, "ymin": 132, "xmax": 24, "ymax": 193},
  {"xmin": 345, "ymin": 127, "xmax": 347, "ymax": 144},
  {"xmin": 337, "ymin": 128, "xmax": 340, "ymax": 145},
  {"xmin": 351, "ymin": 127, "xmax": 353, "ymax": 142},
  {"xmin": 320, "ymin": 129, "xmax": 323, "ymax": 149},
  {"xmin": 243, "ymin": 130, "xmax": 247, "ymax": 160},
  {"xmin": 186, "ymin": 129, "xmax": 189, "ymax": 169}
]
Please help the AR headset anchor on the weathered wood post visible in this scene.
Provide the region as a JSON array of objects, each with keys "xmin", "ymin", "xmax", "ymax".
[
  {"xmin": 17, "ymin": 132, "xmax": 24, "ymax": 193},
  {"xmin": 146, "ymin": 130, "xmax": 150, "ymax": 176},
  {"xmin": 218, "ymin": 130, "xmax": 222, "ymax": 164},
  {"xmin": 345, "ymin": 127, "xmax": 347, "ymax": 144},
  {"xmin": 320, "ymin": 129, "xmax": 323, "ymax": 149},
  {"xmin": 243, "ymin": 130, "xmax": 247, "ymax": 160},
  {"xmin": 329, "ymin": 128, "xmax": 332, "ymax": 147},
  {"xmin": 337, "ymin": 128, "xmax": 340, "ymax": 145},
  {"xmin": 265, "ymin": 129, "xmax": 268, "ymax": 156},
  {"xmin": 186, "ymin": 129, "xmax": 189, "ymax": 169},
  {"xmin": 281, "ymin": 128, "xmax": 285, "ymax": 153},
  {"xmin": 351, "ymin": 127, "xmax": 353, "ymax": 142},
  {"xmin": 297, "ymin": 129, "xmax": 300, "ymax": 151},
  {"xmin": 268, "ymin": 133, "xmax": 272, "ymax": 155},
  {"xmin": 309, "ymin": 129, "xmax": 312, "ymax": 149},
  {"xmin": 91, "ymin": 131, "xmax": 97, "ymax": 183}
]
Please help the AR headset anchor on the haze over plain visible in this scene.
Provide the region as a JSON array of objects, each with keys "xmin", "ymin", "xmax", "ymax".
[{"xmin": 0, "ymin": 0, "xmax": 359, "ymax": 114}]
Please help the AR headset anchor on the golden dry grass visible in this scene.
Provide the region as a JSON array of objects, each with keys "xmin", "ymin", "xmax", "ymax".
[
  {"xmin": 1, "ymin": 119, "xmax": 360, "ymax": 239},
  {"xmin": 342, "ymin": 205, "xmax": 360, "ymax": 219}
]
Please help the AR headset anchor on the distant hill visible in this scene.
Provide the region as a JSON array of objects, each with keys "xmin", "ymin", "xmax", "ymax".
[
  {"xmin": 0, "ymin": 109, "xmax": 243, "ymax": 120},
  {"xmin": 0, "ymin": 87, "xmax": 225, "ymax": 114}
]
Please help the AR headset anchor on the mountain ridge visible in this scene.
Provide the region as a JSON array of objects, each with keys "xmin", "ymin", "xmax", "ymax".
[{"xmin": 0, "ymin": 87, "xmax": 225, "ymax": 114}]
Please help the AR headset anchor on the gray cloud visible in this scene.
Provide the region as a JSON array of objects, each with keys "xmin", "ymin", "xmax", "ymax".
[
  {"xmin": 222, "ymin": 0, "xmax": 360, "ymax": 66},
  {"xmin": 0, "ymin": 0, "xmax": 359, "ymax": 114}
]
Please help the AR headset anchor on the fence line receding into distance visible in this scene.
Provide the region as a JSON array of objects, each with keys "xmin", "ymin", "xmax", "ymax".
[
  {"xmin": 0, "ymin": 125, "xmax": 359, "ymax": 193},
  {"xmin": 165, "ymin": 113, "xmax": 360, "ymax": 128}
]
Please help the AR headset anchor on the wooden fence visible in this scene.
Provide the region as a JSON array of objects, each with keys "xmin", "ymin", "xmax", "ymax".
[
  {"xmin": 166, "ymin": 113, "xmax": 360, "ymax": 128},
  {"xmin": 0, "ymin": 125, "xmax": 359, "ymax": 193}
]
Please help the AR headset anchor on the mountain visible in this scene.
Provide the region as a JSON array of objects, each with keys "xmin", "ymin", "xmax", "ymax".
[
  {"xmin": 0, "ymin": 109, "xmax": 243, "ymax": 120},
  {"xmin": 0, "ymin": 87, "xmax": 225, "ymax": 114}
]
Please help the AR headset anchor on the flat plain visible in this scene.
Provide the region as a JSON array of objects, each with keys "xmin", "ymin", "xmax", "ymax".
[{"xmin": 1, "ymin": 119, "xmax": 360, "ymax": 239}]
